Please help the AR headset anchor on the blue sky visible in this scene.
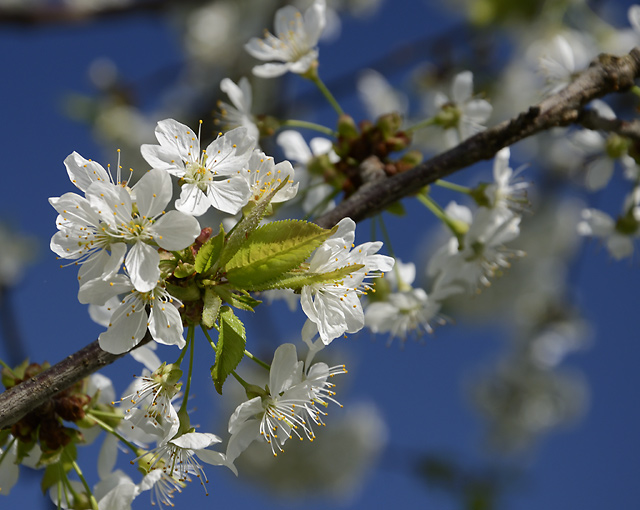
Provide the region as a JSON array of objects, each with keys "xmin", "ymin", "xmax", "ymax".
[{"xmin": 0, "ymin": 1, "xmax": 639, "ymax": 509}]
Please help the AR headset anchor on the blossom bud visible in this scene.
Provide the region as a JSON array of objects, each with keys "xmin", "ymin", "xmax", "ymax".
[
  {"xmin": 605, "ymin": 133, "xmax": 630, "ymax": 160},
  {"xmin": 399, "ymin": 150, "xmax": 423, "ymax": 168},
  {"xmin": 377, "ymin": 112, "xmax": 403, "ymax": 138},
  {"xmin": 434, "ymin": 103, "xmax": 461, "ymax": 130},
  {"xmin": 615, "ymin": 210, "xmax": 639, "ymax": 236},
  {"xmin": 196, "ymin": 227, "xmax": 213, "ymax": 245},
  {"xmin": 55, "ymin": 394, "xmax": 90, "ymax": 422},
  {"xmin": 337, "ymin": 114, "xmax": 359, "ymax": 142},
  {"xmin": 257, "ymin": 115, "xmax": 280, "ymax": 137}
]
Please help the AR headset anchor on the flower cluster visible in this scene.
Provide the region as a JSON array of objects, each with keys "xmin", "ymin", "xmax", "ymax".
[
  {"xmin": 50, "ymin": 116, "xmax": 301, "ymax": 355},
  {"xmin": 50, "ymin": 152, "xmax": 201, "ymax": 354}
]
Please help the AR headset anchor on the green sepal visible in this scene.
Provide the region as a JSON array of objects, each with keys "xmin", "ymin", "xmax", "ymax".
[
  {"xmin": 194, "ymin": 223, "xmax": 225, "ymax": 274},
  {"xmin": 41, "ymin": 465, "xmax": 61, "ymax": 495},
  {"xmin": 202, "ymin": 287, "xmax": 222, "ymax": 329},
  {"xmin": 385, "ymin": 201, "xmax": 406, "ymax": 216},
  {"xmin": 1, "ymin": 368, "xmax": 14, "ymax": 389},
  {"xmin": 37, "ymin": 446, "xmax": 64, "ymax": 467},
  {"xmin": 0, "ymin": 429, "xmax": 11, "ymax": 448},
  {"xmin": 174, "ymin": 262, "xmax": 196, "ymax": 279},
  {"xmin": 217, "ymin": 179, "xmax": 289, "ymax": 269},
  {"xmin": 158, "ymin": 257, "xmax": 178, "ymax": 276},
  {"xmin": 214, "ymin": 285, "xmax": 261, "ymax": 312},
  {"xmin": 15, "ymin": 437, "xmax": 36, "ymax": 464},
  {"xmin": 210, "ymin": 307, "xmax": 246, "ymax": 394},
  {"xmin": 40, "ymin": 442, "xmax": 76, "ymax": 494},
  {"xmin": 165, "ymin": 281, "xmax": 201, "ymax": 302},
  {"xmin": 469, "ymin": 183, "xmax": 491, "ymax": 208},
  {"xmin": 265, "ymin": 263, "xmax": 365, "ymax": 291},
  {"xmin": 2, "ymin": 358, "xmax": 29, "ymax": 388},
  {"xmin": 225, "ymin": 220, "xmax": 335, "ymax": 291}
]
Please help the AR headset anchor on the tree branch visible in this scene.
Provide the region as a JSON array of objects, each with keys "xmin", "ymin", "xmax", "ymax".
[
  {"xmin": 0, "ymin": 334, "xmax": 150, "ymax": 429},
  {"xmin": 1, "ymin": 48, "xmax": 639, "ymax": 430},
  {"xmin": 316, "ymin": 48, "xmax": 640, "ymax": 228},
  {"xmin": 0, "ymin": 0, "xmax": 207, "ymax": 25},
  {"xmin": 577, "ymin": 108, "xmax": 640, "ymax": 142}
]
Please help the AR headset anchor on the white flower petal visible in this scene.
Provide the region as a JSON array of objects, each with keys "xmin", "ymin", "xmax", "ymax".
[
  {"xmin": 0, "ymin": 441, "xmax": 19, "ymax": 495},
  {"xmin": 151, "ymin": 210, "xmax": 201, "ymax": 251},
  {"xmin": 64, "ymin": 151, "xmax": 110, "ymax": 192},
  {"xmin": 205, "ymin": 175, "xmax": 251, "ymax": 214},
  {"xmin": 252, "ymin": 62, "xmax": 291, "ymax": 78},
  {"xmin": 228, "ymin": 397, "xmax": 263, "ymax": 434},
  {"xmin": 148, "ymin": 302, "xmax": 185, "ymax": 349},
  {"xmin": 452, "ymin": 71, "xmax": 473, "ymax": 103},
  {"xmin": 276, "ymin": 130, "xmax": 313, "ymax": 163},
  {"xmin": 171, "ymin": 431, "xmax": 221, "ymax": 450},
  {"xmin": 140, "ymin": 144, "xmax": 186, "ymax": 177},
  {"xmin": 99, "ymin": 306, "xmax": 148, "ymax": 355},
  {"xmin": 125, "ymin": 242, "xmax": 160, "ymax": 293},
  {"xmin": 585, "ymin": 157, "xmax": 615, "ymax": 190},
  {"xmin": 175, "ymin": 183, "xmax": 211, "ymax": 216},
  {"xmin": 270, "ymin": 343, "xmax": 302, "ymax": 394},
  {"xmin": 133, "ymin": 169, "xmax": 172, "ymax": 218}
]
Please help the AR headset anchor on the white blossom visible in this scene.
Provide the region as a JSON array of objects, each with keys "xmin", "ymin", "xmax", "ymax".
[
  {"xmin": 50, "ymin": 168, "xmax": 200, "ymax": 292},
  {"xmin": 243, "ymin": 150, "xmax": 298, "ymax": 204},
  {"xmin": 142, "ymin": 431, "xmax": 223, "ymax": 493},
  {"xmin": 537, "ymin": 33, "xmax": 593, "ymax": 95},
  {"xmin": 218, "ymin": 77, "xmax": 259, "ymax": 141},
  {"xmin": 577, "ymin": 188, "xmax": 640, "ymax": 260},
  {"xmin": 78, "ymin": 270, "xmax": 186, "ymax": 354},
  {"xmin": 301, "ymin": 217, "xmax": 394, "ymax": 345},
  {"xmin": 221, "ymin": 343, "xmax": 345, "ymax": 471},
  {"xmin": 483, "ymin": 147, "xmax": 529, "ymax": 214},
  {"xmin": 141, "ymin": 119, "xmax": 255, "ymax": 216},
  {"xmin": 276, "ymin": 130, "xmax": 338, "ymax": 214},
  {"xmin": 245, "ymin": 0, "xmax": 326, "ymax": 78},
  {"xmin": 365, "ymin": 288, "xmax": 444, "ymax": 341},
  {"xmin": 433, "ymin": 70, "xmax": 492, "ymax": 148},
  {"xmin": 429, "ymin": 204, "xmax": 524, "ymax": 294}
]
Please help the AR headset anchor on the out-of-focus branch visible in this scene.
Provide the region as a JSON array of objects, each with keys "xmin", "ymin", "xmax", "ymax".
[
  {"xmin": 577, "ymin": 108, "xmax": 640, "ymax": 142},
  {"xmin": 316, "ymin": 48, "xmax": 640, "ymax": 228},
  {"xmin": 0, "ymin": 0, "xmax": 207, "ymax": 25},
  {"xmin": 1, "ymin": 48, "xmax": 639, "ymax": 430}
]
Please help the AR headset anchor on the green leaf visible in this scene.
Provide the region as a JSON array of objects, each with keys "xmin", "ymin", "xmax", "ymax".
[
  {"xmin": 201, "ymin": 287, "xmax": 222, "ymax": 329},
  {"xmin": 214, "ymin": 286, "xmax": 261, "ymax": 312},
  {"xmin": 264, "ymin": 263, "xmax": 365, "ymax": 291},
  {"xmin": 194, "ymin": 223, "xmax": 225, "ymax": 274},
  {"xmin": 229, "ymin": 291, "xmax": 262, "ymax": 311},
  {"xmin": 210, "ymin": 307, "xmax": 246, "ymax": 394},
  {"xmin": 225, "ymin": 220, "xmax": 335, "ymax": 291},
  {"xmin": 217, "ymin": 179, "xmax": 289, "ymax": 269}
]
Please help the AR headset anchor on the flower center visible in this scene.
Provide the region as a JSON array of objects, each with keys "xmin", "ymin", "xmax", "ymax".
[{"xmin": 184, "ymin": 160, "xmax": 212, "ymax": 191}]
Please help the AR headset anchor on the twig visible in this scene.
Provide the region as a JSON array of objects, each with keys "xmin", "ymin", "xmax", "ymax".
[
  {"xmin": 316, "ymin": 48, "xmax": 640, "ymax": 228},
  {"xmin": 577, "ymin": 108, "xmax": 640, "ymax": 142}
]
